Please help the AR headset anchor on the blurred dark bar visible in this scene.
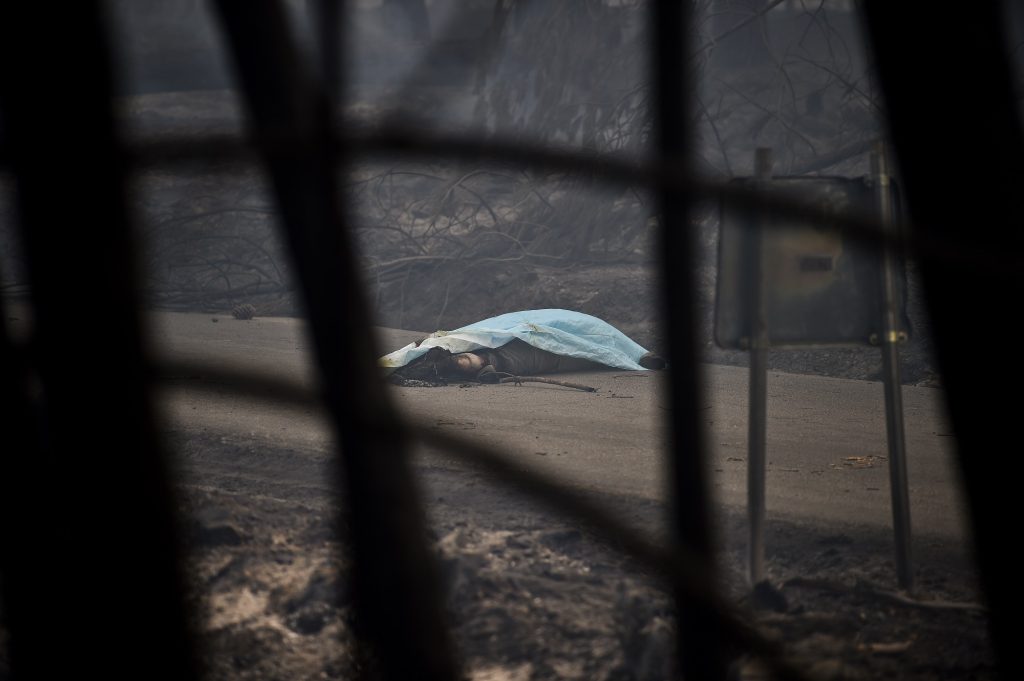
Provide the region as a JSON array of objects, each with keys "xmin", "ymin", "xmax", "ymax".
[
  {"xmin": 860, "ymin": 2, "xmax": 1024, "ymax": 675},
  {"xmin": 0, "ymin": 4, "xmax": 199, "ymax": 680},
  {"xmin": 0, "ymin": 276, "xmax": 45, "ymax": 677},
  {"xmin": 314, "ymin": 0, "xmax": 341, "ymax": 100},
  {"xmin": 210, "ymin": 1, "xmax": 460, "ymax": 679},
  {"xmin": 651, "ymin": 1, "xmax": 728, "ymax": 679}
]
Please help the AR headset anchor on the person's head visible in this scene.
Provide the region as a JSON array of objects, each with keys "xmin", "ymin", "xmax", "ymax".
[{"xmin": 441, "ymin": 351, "xmax": 486, "ymax": 377}]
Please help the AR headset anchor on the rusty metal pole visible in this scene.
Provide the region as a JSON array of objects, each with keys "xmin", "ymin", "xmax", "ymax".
[
  {"xmin": 747, "ymin": 147, "xmax": 772, "ymax": 587},
  {"xmin": 871, "ymin": 144, "xmax": 914, "ymax": 592}
]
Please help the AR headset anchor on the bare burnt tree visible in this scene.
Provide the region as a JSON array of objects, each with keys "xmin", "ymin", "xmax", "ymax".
[
  {"xmin": 697, "ymin": 1, "xmax": 880, "ymax": 177},
  {"xmin": 125, "ymin": 1, "xmax": 886, "ymax": 330},
  {"xmin": 709, "ymin": 0, "xmax": 776, "ymax": 68}
]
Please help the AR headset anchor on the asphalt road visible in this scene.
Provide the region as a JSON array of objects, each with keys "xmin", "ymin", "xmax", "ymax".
[{"xmin": 150, "ymin": 312, "xmax": 970, "ymax": 545}]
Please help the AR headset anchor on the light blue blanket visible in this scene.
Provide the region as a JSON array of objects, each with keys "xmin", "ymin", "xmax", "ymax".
[{"xmin": 380, "ymin": 309, "xmax": 650, "ymax": 372}]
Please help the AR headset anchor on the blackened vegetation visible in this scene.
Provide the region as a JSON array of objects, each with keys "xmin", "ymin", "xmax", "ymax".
[{"xmin": 72, "ymin": 2, "xmax": 890, "ymax": 336}]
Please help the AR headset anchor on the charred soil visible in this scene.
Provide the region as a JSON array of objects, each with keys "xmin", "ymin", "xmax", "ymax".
[{"xmin": 175, "ymin": 432, "xmax": 992, "ymax": 681}]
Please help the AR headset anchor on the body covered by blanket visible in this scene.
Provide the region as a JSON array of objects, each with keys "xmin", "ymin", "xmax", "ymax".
[{"xmin": 380, "ymin": 309, "xmax": 652, "ymax": 373}]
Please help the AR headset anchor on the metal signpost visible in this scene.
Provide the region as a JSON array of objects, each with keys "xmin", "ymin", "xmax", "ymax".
[
  {"xmin": 747, "ymin": 148, "xmax": 772, "ymax": 585},
  {"xmin": 872, "ymin": 147, "xmax": 913, "ymax": 590},
  {"xmin": 715, "ymin": 144, "xmax": 914, "ymax": 591}
]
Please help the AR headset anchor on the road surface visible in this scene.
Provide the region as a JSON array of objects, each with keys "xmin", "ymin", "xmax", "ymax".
[
  {"xmin": 6, "ymin": 308, "xmax": 984, "ymax": 678},
  {"xmin": 151, "ymin": 311, "xmax": 969, "ymax": 543}
]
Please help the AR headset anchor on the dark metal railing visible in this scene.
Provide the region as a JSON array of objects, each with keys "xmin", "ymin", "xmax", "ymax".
[{"xmin": 0, "ymin": 5, "xmax": 200, "ymax": 679}]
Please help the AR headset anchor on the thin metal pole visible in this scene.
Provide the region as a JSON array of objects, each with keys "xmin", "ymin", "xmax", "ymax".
[
  {"xmin": 651, "ymin": 1, "xmax": 728, "ymax": 678},
  {"xmin": 748, "ymin": 147, "xmax": 772, "ymax": 586},
  {"xmin": 871, "ymin": 144, "xmax": 913, "ymax": 592}
]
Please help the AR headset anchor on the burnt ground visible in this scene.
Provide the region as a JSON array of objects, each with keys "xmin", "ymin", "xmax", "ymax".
[{"xmin": 173, "ymin": 428, "xmax": 992, "ymax": 681}]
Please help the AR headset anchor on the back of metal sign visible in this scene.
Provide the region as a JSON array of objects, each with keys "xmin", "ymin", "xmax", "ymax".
[{"xmin": 714, "ymin": 176, "xmax": 910, "ymax": 349}]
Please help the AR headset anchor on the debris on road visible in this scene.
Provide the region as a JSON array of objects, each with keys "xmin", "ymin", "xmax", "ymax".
[{"xmin": 830, "ymin": 455, "xmax": 888, "ymax": 469}]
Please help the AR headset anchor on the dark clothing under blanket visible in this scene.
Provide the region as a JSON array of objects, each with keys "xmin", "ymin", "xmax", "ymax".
[{"xmin": 479, "ymin": 338, "xmax": 606, "ymax": 376}]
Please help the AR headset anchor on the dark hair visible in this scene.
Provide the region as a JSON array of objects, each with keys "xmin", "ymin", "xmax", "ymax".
[
  {"xmin": 393, "ymin": 349, "xmax": 486, "ymax": 383},
  {"xmin": 391, "ymin": 347, "xmax": 453, "ymax": 383},
  {"xmin": 435, "ymin": 353, "xmax": 462, "ymax": 377}
]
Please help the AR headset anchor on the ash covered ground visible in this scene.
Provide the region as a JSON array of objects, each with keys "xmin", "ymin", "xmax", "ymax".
[{"xmin": 177, "ymin": 431, "xmax": 992, "ymax": 681}]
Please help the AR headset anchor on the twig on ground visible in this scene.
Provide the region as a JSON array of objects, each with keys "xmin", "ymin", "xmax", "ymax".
[{"xmin": 499, "ymin": 375, "xmax": 597, "ymax": 392}]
